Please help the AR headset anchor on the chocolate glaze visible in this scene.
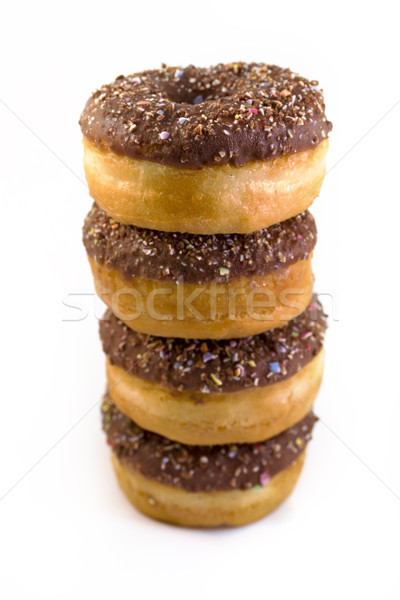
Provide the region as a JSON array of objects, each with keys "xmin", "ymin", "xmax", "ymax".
[
  {"xmin": 83, "ymin": 204, "xmax": 316, "ymax": 284},
  {"xmin": 99, "ymin": 297, "xmax": 327, "ymax": 394},
  {"xmin": 80, "ymin": 63, "xmax": 332, "ymax": 169},
  {"xmin": 102, "ymin": 395, "xmax": 317, "ymax": 492}
]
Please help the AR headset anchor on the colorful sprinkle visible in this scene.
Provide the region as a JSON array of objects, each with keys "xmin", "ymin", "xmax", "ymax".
[
  {"xmin": 234, "ymin": 365, "xmax": 245, "ymax": 378},
  {"xmin": 300, "ymin": 331, "xmax": 312, "ymax": 340},
  {"xmin": 228, "ymin": 445, "xmax": 238, "ymax": 458},
  {"xmin": 210, "ymin": 373, "xmax": 223, "ymax": 386}
]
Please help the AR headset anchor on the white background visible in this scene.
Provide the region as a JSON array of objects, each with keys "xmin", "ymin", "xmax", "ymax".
[{"xmin": 1, "ymin": 1, "xmax": 399, "ymax": 598}]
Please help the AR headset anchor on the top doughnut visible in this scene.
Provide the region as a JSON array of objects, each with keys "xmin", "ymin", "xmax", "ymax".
[
  {"xmin": 80, "ymin": 63, "xmax": 332, "ymax": 234},
  {"xmin": 80, "ymin": 63, "xmax": 331, "ymax": 168}
]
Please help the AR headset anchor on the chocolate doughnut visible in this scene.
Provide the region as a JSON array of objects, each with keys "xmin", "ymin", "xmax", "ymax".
[
  {"xmin": 80, "ymin": 63, "xmax": 331, "ymax": 234},
  {"xmin": 83, "ymin": 204, "xmax": 316, "ymax": 338},
  {"xmin": 103, "ymin": 395, "xmax": 317, "ymax": 526},
  {"xmin": 100, "ymin": 298, "xmax": 327, "ymax": 445}
]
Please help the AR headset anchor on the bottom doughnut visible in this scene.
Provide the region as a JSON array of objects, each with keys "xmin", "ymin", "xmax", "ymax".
[
  {"xmin": 111, "ymin": 452, "xmax": 305, "ymax": 527},
  {"xmin": 103, "ymin": 395, "xmax": 316, "ymax": 527}
]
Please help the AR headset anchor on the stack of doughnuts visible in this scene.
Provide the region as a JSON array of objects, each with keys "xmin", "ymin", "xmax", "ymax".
[{"xmin": 80, "ymin": 62, "xmax": 331, "ymax": 527}]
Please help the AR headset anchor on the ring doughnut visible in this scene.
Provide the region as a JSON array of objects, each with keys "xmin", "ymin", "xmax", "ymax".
[
  {"xmin": 80, "ymin": 63, "xmax": 331, "ymax": 234},
  {"xmin": 102, "ymin": 395, "xmax": 317, "ymax": 527},
  {"xmin": 83, "ymin": 204, "xmax": 316, "ymax": 338},
  {"xmin": 100, "ymin": 298, "xmax": 327, "ymax": 445}
]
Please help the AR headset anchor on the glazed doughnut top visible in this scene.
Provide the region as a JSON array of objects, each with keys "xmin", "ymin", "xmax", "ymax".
[
  {"xmin": 100, "ymin": 297, "xmax": 327, "ymax": 394},
  {"xmin": 83, "ymin": 204, "xmax": 317, "ymax": 284},
  {"xmin": 103, "ymin": 394, "xmax": 317, "ymax": 492},
  {"xmin": 80, "ymin": 62, "xmax": 332, "ymax": 168}
]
